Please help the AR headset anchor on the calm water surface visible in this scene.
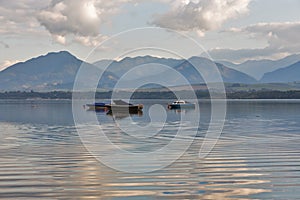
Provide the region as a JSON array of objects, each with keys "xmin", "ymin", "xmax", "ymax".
[{"xmin": 0, "ymin": 99, "xmax": 300, "ymax": 199}]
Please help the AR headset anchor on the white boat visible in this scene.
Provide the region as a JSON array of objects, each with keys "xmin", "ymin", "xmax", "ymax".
[{"xmin": 167, "ymin": 100, "xmax": 195, "ymax": 109}]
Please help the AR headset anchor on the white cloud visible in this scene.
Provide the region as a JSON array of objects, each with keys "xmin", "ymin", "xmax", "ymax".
[
  {"xmin": 207, "ymin": 47, "xmax": 286, "ymax": 63},
  {"xmin": 0, "ymin": 0, "xmax": 253, "ymax": 47},
  {"xmin": 0, "ymin": 0, "xmax": 299, "ymax": 63},
  {"xmin": 53, "ymin": 35, "xmax": 67, "ymax": 45},
  {"xmin": 36, "ymin": 0, "xmax": 134, "ymax": 46},
  {"xmin": 0, "ymin": 1, "xmax": 50, "ymax": 35},
  {"xmin": 73, "ymin": 35, "xmax": 108, "ymax": 47},
  {"xmin": 152, "ymin": 0, "xmax": 251, "ymax": 34},
  {"xmin": 214, "ymin": 21, "xmax": 300, "ymax": 62},
  {"xmin": 0, "ymin": 0, "xmax": 133, "ymax": 46},
  {"xmin": 242, "ymin": 22, "xmax": 300, "ymax": 52}
]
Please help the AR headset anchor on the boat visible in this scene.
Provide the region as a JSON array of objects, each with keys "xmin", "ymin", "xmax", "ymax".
[
  {"xmin": 85, "ymin": 102, "xmax": 109, "ymax": 111},
  {"xmin": 167, "ymin": 100, "xmax": 195, "ymax": 109},
  {"xmin": 106, "ymin": 100, "xmax": 143, "ymax": 112},
  {"xmin": 86, "ymin": 100, "xmax": 143, "ymax": 112}
]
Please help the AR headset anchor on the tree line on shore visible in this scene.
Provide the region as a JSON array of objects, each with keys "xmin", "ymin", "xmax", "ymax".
[{"xmin": 1, "ymin": 90, "xmax": 300, "ymax": 99}]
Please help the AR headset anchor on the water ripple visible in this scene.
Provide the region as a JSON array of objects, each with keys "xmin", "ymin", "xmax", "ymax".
[{"xmin": 0, "ymin": 100, "xmax": 300, "ymax": 199}]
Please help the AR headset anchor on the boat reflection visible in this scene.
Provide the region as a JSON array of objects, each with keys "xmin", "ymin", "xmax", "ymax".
[
  {"xmin": 167, "ymin": 107, "xmax": 195, "ymax": 114},
  {"xmin": 106, "ymin": 109, "xmax": 143, "ymax": 119}
]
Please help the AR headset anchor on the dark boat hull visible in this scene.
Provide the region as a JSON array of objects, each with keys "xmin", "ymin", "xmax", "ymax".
[
  {"xmin": 167, "ymin": 104, "xmax": 195, "ymax": 109},
  {"xmin": 86, "ymin": 102, "xmax": 143, "ymax": 112},
  {"xmin": 106, "ymin": 105, "xmax": 143, "ymax": 112}
]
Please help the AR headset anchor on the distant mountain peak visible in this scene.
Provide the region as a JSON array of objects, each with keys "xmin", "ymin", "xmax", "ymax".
[
  {"xmin": 47, "ymin": 50, "xmax": 72, "ymax": 55},
  {"xmin": 0, "ymin": 51, "xmax": 117, "ymax": 91},
  {"xmin": 43, "ymin": 51, "xmax": 77, "ymax": 59},
  {"xmin": 10, "ymin": 51, "xmax": 79, "ymax": 70},
  {"xmin": 218, "ymin": 54, "xmax": 300, "ymax": 80},
  {"xmin": 261, "ymin": 61, "xmax": 300, "ymax": 83}
]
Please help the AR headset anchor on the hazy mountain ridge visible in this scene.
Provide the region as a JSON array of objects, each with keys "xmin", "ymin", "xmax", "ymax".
[
  {"xmin": 172, "ymin": 56, "xmax": 257, "ymax": 84},
  {"xmin": 94, "ymin": 55, "xmax": 184, "ymax": 77},
  {"xmin": 94, "ymin": 55, "xmax": 257, "ymax": 85},
  {"xmin": 1, "ymin": 51, "xmax": 300, "ymax": 91},
  {"xmin": 219, "ymin": 54, "xmax": 300, "ymax": 80},
  {"xmin": 0, "ymin": 51, "xmax": 118, "ymax": 91},
  {"xmin": 261, "ymin": 61, "xmax": 300, "ymax": 83}
]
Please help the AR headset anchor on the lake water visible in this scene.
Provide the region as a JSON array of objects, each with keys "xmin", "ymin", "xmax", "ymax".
[{"xmin": 0, "ymin": 99, "xmax": 300, "ymax": 199}]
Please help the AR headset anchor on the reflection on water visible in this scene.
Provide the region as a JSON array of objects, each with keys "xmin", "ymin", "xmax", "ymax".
[
  {"xmin": 106, "ymin": 109, "xmax": 143, "ymax": 119},
  {"xmin": 0, "ymin": 99, "xmax": 300, "ymax": 199}
]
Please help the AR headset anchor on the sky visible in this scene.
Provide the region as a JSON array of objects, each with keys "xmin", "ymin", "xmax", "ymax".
[{"xmin": 0, "ymin": 0, "xmax": 300, "ymax": 71}]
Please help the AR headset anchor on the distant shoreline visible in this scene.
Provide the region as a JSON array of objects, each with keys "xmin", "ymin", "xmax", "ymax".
[{"xmin": 1, "ymin": 90, "xmax": 300, "ymax": 100}]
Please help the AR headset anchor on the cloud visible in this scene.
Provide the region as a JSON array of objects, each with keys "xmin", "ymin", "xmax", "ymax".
[
  {"xmin": 0, "ymin": 1, "xmax": 49, "ymax": 35},
  {"xmin": 214, "ymin": 21, "xmax": 300, "ymax": 62},
  {"xmin": 36, "ymin": 0, "xmax": 133, "ymax": 46},
  {"xmin": 0, "ymin": 0, "xmax": 133, "ymax": 46},
  {"xmin": 242, "ymin": 22, "xmax": 300, "ymax": 52},
  {"xmin": 152, "ymin": 0, "xmax": 251, "ymax": 35},
  {"xmin": 73, "ymin": 35, "xmax": 109, "ymax": 46},
  {"xmin": 207, "ymin": 47, "xmax": 289, "ymax": 63},
  {"xmin": 37, "ymin": 1, "xmax": 101, "ymax": 41},
  {"xmin": 0, "ymin": 0, "xmax": 253, "ymax": 47}
]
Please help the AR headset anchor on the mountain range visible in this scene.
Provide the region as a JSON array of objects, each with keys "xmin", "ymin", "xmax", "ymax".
[
  {"xmin": 94, "ymin": 55, "xmax": 257, "ymax": 87},
  {"xmin": 261, "ymin": 61, "xmax": 300, "ymax": 83},
  {"xmin": 0, "ymin": 51, "xmax": 118, "ymax": 91},
  {"xmin": 218, "ymin": 54, "xmax": 300, "ymax": 80},
  {"xmin": 0, "ymin": 51, "xmax": 300, "ymax": 91}
]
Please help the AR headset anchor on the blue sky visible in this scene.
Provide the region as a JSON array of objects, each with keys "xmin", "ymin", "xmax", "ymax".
[{"xmin": 0, "ymin": 0, "xmax": 300, "ymax": 70}]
